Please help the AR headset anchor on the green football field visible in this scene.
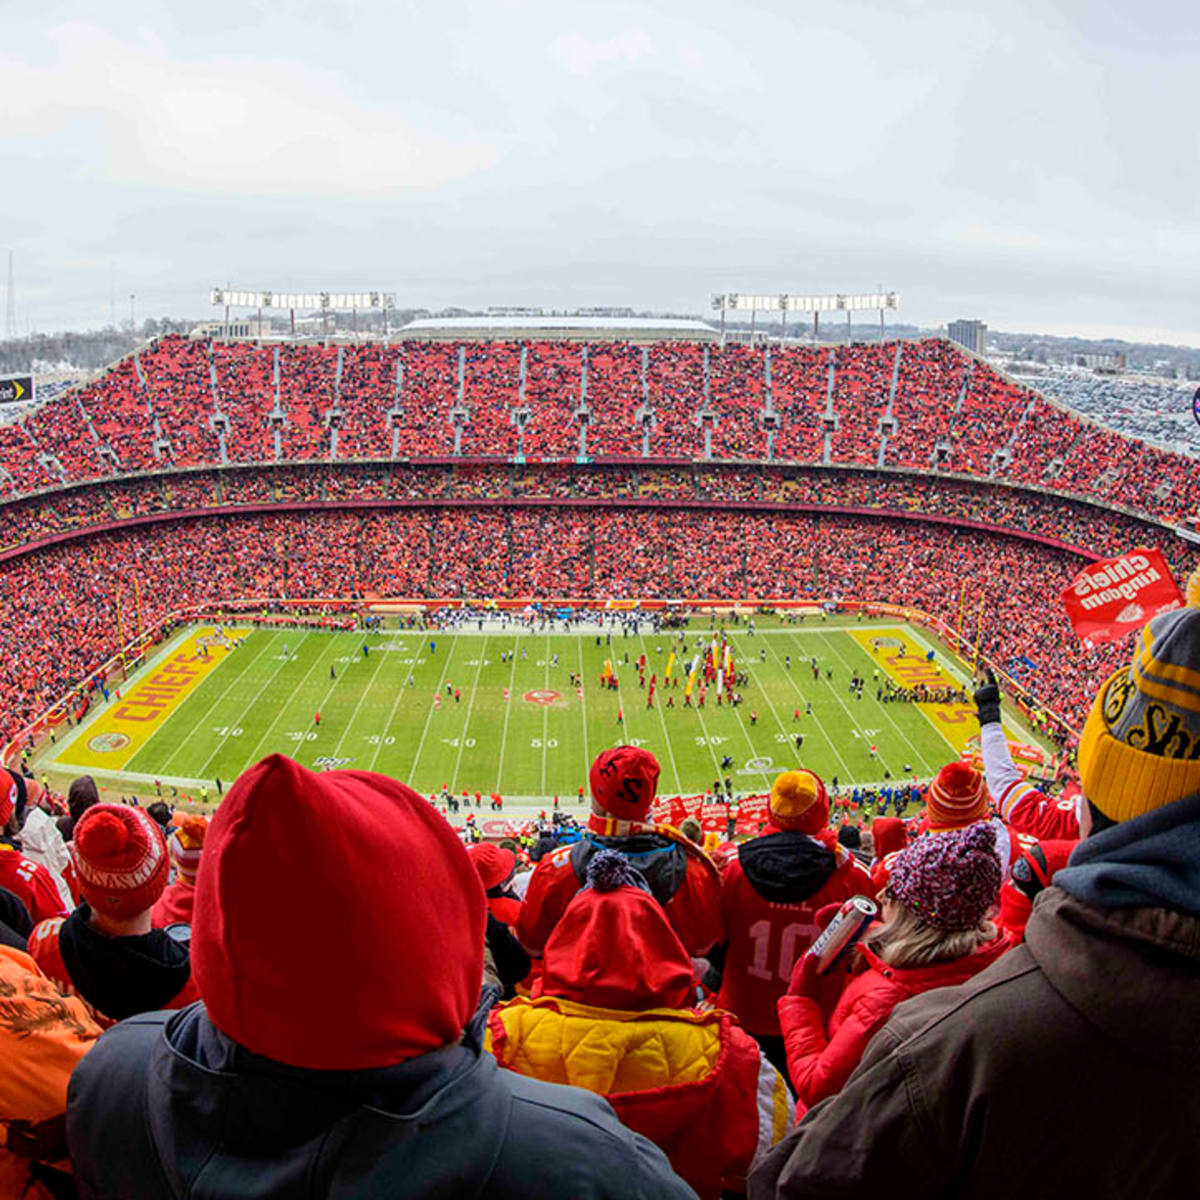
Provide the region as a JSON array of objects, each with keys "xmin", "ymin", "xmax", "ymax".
[{"xmin": 44, "ymin": 615, "xmax": 1043, "ymax": 806}]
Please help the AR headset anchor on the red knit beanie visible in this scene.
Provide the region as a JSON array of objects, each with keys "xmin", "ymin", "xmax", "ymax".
[
  {"xmin": 71, "ymin": 804, "xmax": 169, "ymax": 919},
  {"xmin": 467, "ymin": 843, "xmax": 516, "ymax": 891},
  {"xmin": 192, "ymin": 754, "xmax": 486, "ymax": 1070},
  {"xmin": 768, "ymin": 769, "xmax": 829, "ymax": 833},
  {"xmin": 871, "ymin": 816, "xmax": 909, "ymax": 861},
  {"xmin": 588, "ymin": 746, "xmax": 660, "ymax": 821},
  {"xmin": 540, "ymin": 851, "xmax": 693, "ymax": 1011},
  {"xmin": 924, "ymin": 761, "xmax": 990, "ymax": 831}
]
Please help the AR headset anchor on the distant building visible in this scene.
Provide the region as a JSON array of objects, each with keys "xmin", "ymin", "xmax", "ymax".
[
  {"xmin": 1075, "ymin": 352, "xmax": 1126, "ymax": 374},
  {"xmin": 190, "ymin": 318, "xmax": 274, "ymax": 340},
  {"xmin": 396, "ymin": 315, "xmax": 718, "ymax": 343},
  {"xmin": 948, "ymin": 319, "xmax": 988, "ymax": 355}
]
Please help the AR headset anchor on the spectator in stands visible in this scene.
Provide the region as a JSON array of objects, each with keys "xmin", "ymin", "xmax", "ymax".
[
  {"xmin": 0, "ymin": 944, "xmax": 102, "ymax": 1198},
  {"xmin": 976, "ymin": 668, "xmax": 1082, "ymax": 841},
  {"xmin": 490, "ymin": 849, "xmax": 791, "ymax": 1198},
  {"xmin": 517, "ymin": 746, "xmax": 721, "ymax": 958},
  {"xmin": 995, "ymin": 836, "xmax": 1076, "ymax": 942},
  {"xmin": 779, "ymin": 822, "xmax": 1008, "ymax": 1118},
  {"xmin": 57, "ymin": 775, "xmax": 99, "ymax": 842},
  {"xmin": 466, "ymin": 842, "xmax": 531, "ymax": 999},
  {"xmin": 67, "ymin": 755, "xmax": 694, "ymax": 1199},
  {"xmin": 0, "ymin": 885, "xmax": 32, "ymax": 949},
  {"xmin": 15, "ymin": 786, "xmax": 74, "ymax": 912},
  {"xmin": 0, "ymin": 772, "xmax": 68, "ymax": 926},
  {"xmin": 150, "ymin": 814, "xmax": 208, "ymax": 929},
  {"xmin": 27, "ymin": 804, "xmax": 198, "ymax": 1024},
  {"xmin": 713, "ymin": 770, "xmax": 873, "ymax": 1083},
  {"xmin": 750, "ymin": 601, "xmax": 1200, "ymax": 1196},
  {"xmin": 871, "ymin": 761, "xmax": 1015, "ymax": 893}
]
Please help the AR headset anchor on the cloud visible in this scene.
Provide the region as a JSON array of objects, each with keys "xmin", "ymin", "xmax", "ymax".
[
  {"xmin": 1, "ymin": 23, "xmax": 497, "ymax": 197},
  {"xmin": 551, "ymin": 30, "xmax": 654, "ymax": 76}
]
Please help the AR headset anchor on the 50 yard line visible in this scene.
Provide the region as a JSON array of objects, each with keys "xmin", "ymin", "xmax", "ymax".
[{"xmin": 494, "ymin": 637, "xmax": 521, "ymax": 793}]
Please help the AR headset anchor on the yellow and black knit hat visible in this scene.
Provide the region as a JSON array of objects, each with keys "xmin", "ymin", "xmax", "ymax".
[{"xmin": 1079, "ymin": 566, "xmax": 1200, "ymax": 823}]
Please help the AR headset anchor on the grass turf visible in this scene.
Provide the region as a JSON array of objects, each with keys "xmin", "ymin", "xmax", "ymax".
[{"xmin": 47, "ymin": 615, "xmax": 1035, "ymax": 802}]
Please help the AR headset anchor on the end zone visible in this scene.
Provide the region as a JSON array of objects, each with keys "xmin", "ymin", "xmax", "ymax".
[{"xmin": 51, "ymin": 628, "xmax": 247, "ymax": 772}]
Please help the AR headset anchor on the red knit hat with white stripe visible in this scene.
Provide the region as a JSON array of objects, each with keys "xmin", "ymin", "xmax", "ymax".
[
  {"xmin": 924, "ymin": 761, "xmax": 990, "ymax": 831},
  {"xmin": 71, "ymin": 804, "xmax": 170, "ymax": 919}
]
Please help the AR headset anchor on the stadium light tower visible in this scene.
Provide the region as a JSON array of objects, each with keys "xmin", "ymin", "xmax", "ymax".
[
  {"xmin": 210, "ymin": 288, "xmax": 397, "ymax": 340},
  {"xmin": 711, "ymin": 291, "xmax": 900, "ymax": 345}
]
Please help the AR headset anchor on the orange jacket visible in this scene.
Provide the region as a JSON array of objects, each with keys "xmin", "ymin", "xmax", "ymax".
[{"xmin": 0, "ymin": 946, "xmax": 101, "ymax": 1199}]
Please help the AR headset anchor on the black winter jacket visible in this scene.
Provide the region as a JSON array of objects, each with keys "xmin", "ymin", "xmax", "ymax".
[{"xmin": 67, "ymin": 991, "xmax": 697, "ymax": 1200}]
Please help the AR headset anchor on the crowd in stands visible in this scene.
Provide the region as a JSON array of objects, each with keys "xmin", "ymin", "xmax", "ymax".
[
  {"xmin": 0, "ymin": 504, "xmax": 1149, "ymax": 749},
  {"xmin": 1, "ymin": 334, "xmax": 1194, "ymax": 523},
  {"xmin": 829, "ymin": 341, "xmax": 894, "ymax": 465},
  {"xmin": 1, "ymin": 584, "xmax": 1197, "ymax": 1195},
  {"xmin": 0, "ymin": 461, "xmax": 1183, "ymax": 572}
]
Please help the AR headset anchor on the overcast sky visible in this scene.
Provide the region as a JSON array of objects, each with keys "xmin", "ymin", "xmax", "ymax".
[{"xmin": 3, "ymin": 0, "xmax": 1198, "ymax": 344}]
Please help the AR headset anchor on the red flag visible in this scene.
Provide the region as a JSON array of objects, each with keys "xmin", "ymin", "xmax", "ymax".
[{"xmin": 1061, "ymin": 548, "xmax": 1184, "ymax": 645}]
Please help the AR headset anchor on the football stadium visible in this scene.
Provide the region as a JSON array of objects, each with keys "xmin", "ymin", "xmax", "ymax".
[
  {"xmin": 3, "ymin": 6, "xmax": 1199, "ymax": 1197},
  {"xmin": 2, "ymin": 316, "xmax": 1199, "ymax": 1198}
]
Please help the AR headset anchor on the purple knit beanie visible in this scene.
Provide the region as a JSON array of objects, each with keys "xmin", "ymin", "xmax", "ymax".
[{"xmin": 888, "ymin": 822, "xmax": 1001, "ymax": 932}]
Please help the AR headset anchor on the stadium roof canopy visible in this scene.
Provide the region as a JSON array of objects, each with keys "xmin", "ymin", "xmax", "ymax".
[{"xmin": 396, "ymin": 315, "xmax": 719, "ymax": 342}]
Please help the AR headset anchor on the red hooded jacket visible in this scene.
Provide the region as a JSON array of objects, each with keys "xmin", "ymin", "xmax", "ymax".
[
  {"xmin": 779, "ymin": 932, "xmax": 1012, "ymax": 1117},
  {"xmin": 489, "ymin": 853, "xmax": 791, "ymax": 1199},
  {"xmin": 515, "ymin": 828, "xmax": 721, "ymax": 957}
]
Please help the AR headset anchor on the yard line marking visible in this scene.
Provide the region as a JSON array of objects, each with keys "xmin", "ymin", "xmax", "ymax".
[
  {"xmin": 900, "ymin": 625, "xmax": 1042, "ymax": 748},
  {"xmin": 723, "ymin": 631, "xmax": 804, "ymax": 781},
  {"xmin": 451, "ymin": 636, "xmax": 489, "ymax": 792},
  {"xmin": 329, "ymin": 635, "xmax": 389, "ymax": 761},
  {"xmin": 146, "ymin": 629, "xmax": 277, "ymax": 777},
  {"xmin": 408, "ymin": 634, "xmax": 461, "ymax": 783},
  {"xmin": 494, "ymin": 638, "xmax": 521, "ymax": 793},
  {"xmin": 754, "ymin": 629, "xmax": 854, "ymax": 782},
  {"xmin": 638, "ymin": 633, "xmax": 684, "ymax": 796},
  {"xmin": 200, "ymin": 630, "xmax": 325, "ymax": 777},
  {"xmin": 576, "ymin": 635, "xmax": 590, "ymax": 782},
  {"xmin": 540, "ymin": 634, "xmax": 551, "ymax": 797},
  {"xmin": 369, "ymin": 641, "xmax": 418, "ymax": 772},
  {"xmin": 814, "ymin": 631, "xmax": 940, "ymax": 776},
  {"xmin": 784, "ymin": 630, "xmax": 902, "ymax": 780}
]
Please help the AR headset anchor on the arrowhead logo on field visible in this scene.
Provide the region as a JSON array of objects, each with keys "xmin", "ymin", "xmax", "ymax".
[{"xmin": 524, "ymin": 689, "xmax": 563, "ymax": 706}]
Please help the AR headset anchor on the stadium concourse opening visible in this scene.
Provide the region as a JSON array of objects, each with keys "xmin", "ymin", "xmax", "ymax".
[{"xmin": 39, "ymin": 612, "xmax": 1051, "ymax": 814}]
